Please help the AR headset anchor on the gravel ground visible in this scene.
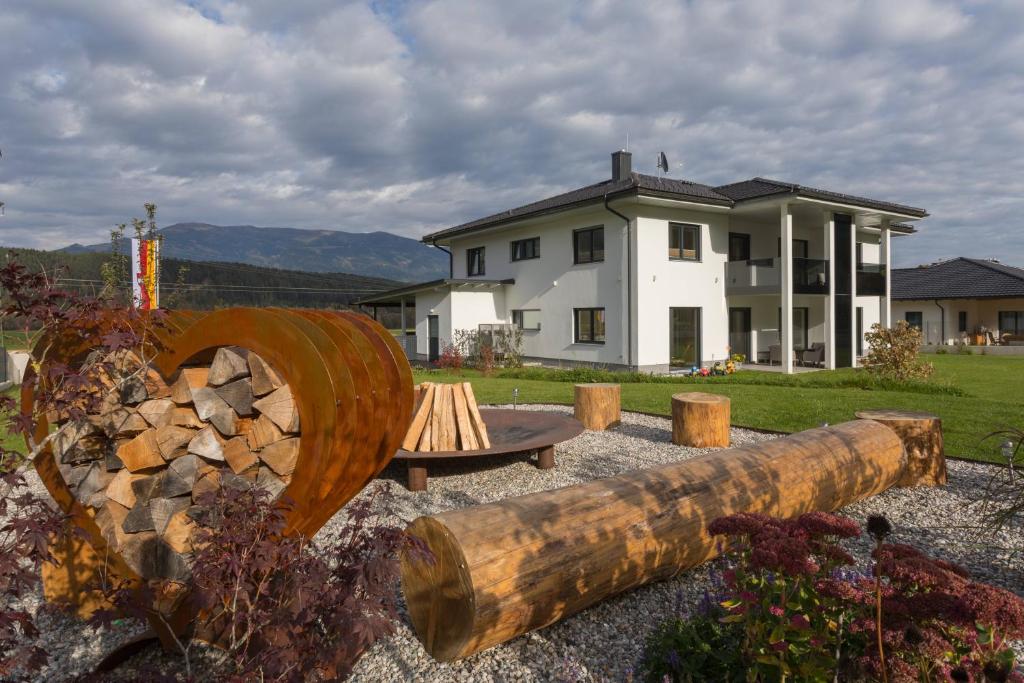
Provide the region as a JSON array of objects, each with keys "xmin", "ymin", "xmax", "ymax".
[{"xmin": 9, "ymin": 405, "xmax": 1024, "ymax": 682}]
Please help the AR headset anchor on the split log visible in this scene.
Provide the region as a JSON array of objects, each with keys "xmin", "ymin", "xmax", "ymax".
[
  {"xmin": 207, "ymin": 347, "xmax": 250, "ymax": 386},
  {"xmin": 163, "ymin": 510, "xmax": 196, "ymax": 554},
  {"xmin": 169, "ymin": 407, "xmax": 204, "ymax": 429},
  {"xmin": 188, "ymin": 426, "xmax": 226, "ymax": 461},
  {"xmin": 130, "ymin": 475, "xmax": 161, "ymax": 506},
  {"xmin": 256, "ymin": 467, "xmax": 287, "ymax": 499},
  {"xmin": 671, "ymin": 392, "xmax": 730, "ymax": 448},
  {"xmin": 855, "ymin": 409, "xmax": 946, "ymax": 487},
  {"xmin": 154, "ymin": 425, "xmax": 195, "ymax": 460},
  {"xmin": 150, "ymin": 497, "xmax": 191, "ymax": 535},
  {"xmin": 248, "ymin": 353, "xmax": 283, "ymax": 396},
  {"xmin": 138, "ymin": 399, "xmax": 175, "ymax": 429},
  {"xmin": 117, "ymin": 430, "xmax": 165, "ymax": 472},
  {"xmin": 402, "ymin": 383, "xmax": 436, "ymax": 451},
  {"xmin": 246, "ymin": 414, "xmax": 284, "ymax": 451},
  {"xmin": 170, "ymin": 368, "xmax": 210, "ymax": 404},
  {"xmin": 192, "ymin": 464, "xmax": 222, "ymax": 501},
  {"xmin": 573, "ymin": 383, "xmax": 620, "ymax": 431},
  {"xmin": 258, "ymin": 438, "xmax": 299, "ymax": 477},
  {"xmin": 400, "ymin": 419, "xmax": 910, "ymax": 662},
  {"xmin": 452, "ymin": 384, "xmax": 478, "ymax": 450},
  {"xmin": 191, "ymin": 387, "xmax": 239, "ymax": 435},
  {"xmin": 123, "ymin": 501, "xmax": 156, "ymax": 533},
  {"xmin": 115, "ymin": 411, "xmax": 151, "ymax": 437},
  {"xmin": 215, "ymin": 378, "xmax": 254, "ymax": 416},
  {"xmin": 462, "ymin": 384, "xmax": 490, "ymax": 449},
  {"xmin": 119, "ymin": 377, "xmax": 149, "ymax": 405},
  {"xmin": 223, "ymin": 436, "xmax": 258, "ymax": 474},
  {"xmin": 252, "ymin": 385, "xmax": 299, "ymax": 433},
  {"xmin": 431, "ymin": 384, "xmax": 456, "ymax": 451},
  {"xmin": 107, "ymin": 469, "xmax": 144, "ymax": 509}
]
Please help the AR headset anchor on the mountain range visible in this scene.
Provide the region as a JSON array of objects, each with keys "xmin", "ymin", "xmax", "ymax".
[{"xmin": 62, "ymin": 222, "xmax": 449, "ymax": 283}]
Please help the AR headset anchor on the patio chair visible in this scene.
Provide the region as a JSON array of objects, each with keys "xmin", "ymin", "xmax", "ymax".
[
  {"xmin": 768, "ymin": 344, "xmax": 798, "ymax": 366},
  {"xmin": 800, "ymin": 342, "xmax": 825, "ymax": 367}
]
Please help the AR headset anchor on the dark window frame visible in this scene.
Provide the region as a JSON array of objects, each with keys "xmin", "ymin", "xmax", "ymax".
[
  {"xmin": 669, "ymin": 222, "xmax": 701, "ymax": 262},
  {"xmin": 670, "ymin": 306, "xmax": 702, "ymax": 367},
  {"xmin": 510, "ymin": 237, "xmax": 540, "ymax": 262},
  {"xmin": 905, "ymin": 311, "xmax": 923, "ymax": 330},
  {"xmin": 856, "ymin": 307, "xmax": 864, "ymax": 356},
  {"xmin": 511, "ymin": 309, "xmax": 541, "ymax": 331},
  {"xmin": 777, "ymin": 306, "xmax": 811, "ymax": 351},
  {"xmin": 573, "ymin": 226, "xmax": 605, "ymax": 265},
  {"xmin": 958, "ymin": 311, "xmax": 968, "ymax": 333},
  {"xmin": 728, "ymin": 232, "xmax": 751, "ymax": 262},
  {"xmin": 778, "ymin": 238, "xmax": 810, "ymax": 259},
  {"xmin": 999, "ymin": 310, "xmax": 1024, "ymax": 335},
  {"xmin": 573, "ymin": 307, "xmax": 606, "ymax": 344},
  {"xmin": 466, "ymin": 246, "xmax": 486, "ymax": 276}
]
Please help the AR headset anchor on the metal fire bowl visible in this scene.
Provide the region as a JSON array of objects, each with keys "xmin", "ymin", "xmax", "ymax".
[{"xmin": 394, "ymin": 408, "xmax": 584, "ymax": 461}]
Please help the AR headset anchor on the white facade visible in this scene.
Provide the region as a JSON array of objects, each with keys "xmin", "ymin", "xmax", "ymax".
[{"xmin": 892, "ymin": 297, "xmax": 1024, "ymax": 345}]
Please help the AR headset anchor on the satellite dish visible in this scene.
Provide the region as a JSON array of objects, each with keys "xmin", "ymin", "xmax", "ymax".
[{"xmin": 657, "ymin": 151, "xmax": 669, "ymax": 173}]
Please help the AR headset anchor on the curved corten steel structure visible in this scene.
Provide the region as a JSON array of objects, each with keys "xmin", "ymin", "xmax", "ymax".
[{"xmin": 24, "ymin": 307, "xmax": 413, "ymax": 636}]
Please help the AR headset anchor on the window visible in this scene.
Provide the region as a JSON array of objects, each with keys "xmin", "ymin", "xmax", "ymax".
[
  {"xmin": 777, "ymin": 307, "xmax": 810, "ymax": 350},
  {"xmin": 510, "ymin": 237, "xmax": 540, "ymax": 261},
  {"xmin": 905, "ymin": 311, "xmax": 923, "ymax": 330},
  {"xmin": 512, "ymin": 309, "xmax": 541, "ymax": 331},
  {"xmin": 856, "ymin": 307, "xmax": 864, "ymax": 356},
  {"xmin": 728, "ymin": 233, "xmax": 750, "ymax": 262},
  {"xmin": 467, "ymin": 247, "xmax": 485, "ymax": 276},
  {"xmin": 958, "ymin": 311, "xmax": 968, "ymax": 333},
  {"xmin": 670, "ymin": 307, "xmax": 701, "ymax": 367},
  {"xmin": 574, "ymin": 307, "xmax": 605, "ymax": 343},
  {"xmin": 778, "ymin": 238, "xmax": 809, "ymax": 258},
  {"xmin": 999, "ymin": 311, "xmax": 1024, "ymax": 335},
  {"xmin": 669, "ymin": 223, "xmax": 701, "ymax": 261},
  {"xmin": 856, "ymin": 243, "xmax": 864, "ymax": 269},
  {"xmin": 573, "ymin": 226, "xmax": 604, "ymax": 264}
]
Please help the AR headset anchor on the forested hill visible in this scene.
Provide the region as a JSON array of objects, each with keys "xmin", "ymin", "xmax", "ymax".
[{"xmin": 0, "ymin": 247, "xmax": 400, "ymax": 310}]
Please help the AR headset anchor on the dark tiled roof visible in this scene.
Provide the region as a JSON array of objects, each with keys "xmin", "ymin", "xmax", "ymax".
[
  {"xmin": 891, "ymin": 258, "xmax": 1024, "ymax": 300},
  {"xmin": 713, "ymin": 177, "xmax": 928, "ymax": 218},
  {"xmin": 423, "ymin": 171, "xmax": 927, "ymax": 243}
]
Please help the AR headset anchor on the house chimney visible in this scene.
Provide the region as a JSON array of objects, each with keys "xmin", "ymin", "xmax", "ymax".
[{"xmin": 612, "ymin": 150, "xmax": 632, "ymax": 182}]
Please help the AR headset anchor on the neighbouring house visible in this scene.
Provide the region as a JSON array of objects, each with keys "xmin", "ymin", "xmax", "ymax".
[
  {"xmin": 891, "ymin": 257, "xmax": 1024, "ymax": 346},
  {"xmin": 359, "ymin": 151, "xmax": 928, "ymax": 374}
]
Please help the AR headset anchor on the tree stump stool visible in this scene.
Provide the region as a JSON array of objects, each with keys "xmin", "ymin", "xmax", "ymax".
[
  {"xmin": 672, "ymin": 392, "xmax": 730, "ymax": 447},
  {"xmin": 574, "ymin": 383, "xmax": 621, "ymax": 430},
  {"xmin": 855, "ymin": 409, "xmax": 946, "ymax": 487}
]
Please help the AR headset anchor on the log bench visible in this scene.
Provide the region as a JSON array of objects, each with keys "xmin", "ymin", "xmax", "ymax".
[{"xmin": 671, "ymin": 392, "xmax": 730, "ymax": 447}]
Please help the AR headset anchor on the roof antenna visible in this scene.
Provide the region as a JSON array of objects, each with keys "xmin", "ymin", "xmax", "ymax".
[
  {"xmin": 625, "ymin": 133, "xmax": 629, "ymax": 152},
  {"xmin": 657, "ymin": 151, "xmax": 669, "ymax": 177}
]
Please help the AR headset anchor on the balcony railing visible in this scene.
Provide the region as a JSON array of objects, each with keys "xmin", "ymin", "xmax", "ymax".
[
  {"xmin": 725, "ymin": 257, "xmax": 829, "ymax": 295},
  {"xmin": 857, "ymin": 264, "xmax": 886, "ymax": 296}
]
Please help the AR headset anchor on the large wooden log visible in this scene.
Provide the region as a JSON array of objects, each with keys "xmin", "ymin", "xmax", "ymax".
[
  {"xmin": 671, "ymin": 392, "xmax": 730, "ymax": 447},
  {"xmin": 855, "ymin": 409, "xmax": 946, "ymax": 487},
  {"xmin": 573, "ymin": 383, "xmax": 620, "ymax": 430},
  {"xmin": 401, "ymin": 419, "xmax": 910, "ymax": 662}
]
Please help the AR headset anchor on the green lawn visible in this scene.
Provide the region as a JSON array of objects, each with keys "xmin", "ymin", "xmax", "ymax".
[
  {"xmin": 1, "ymin": 329, "xmax": 33, "ymax": 350},
  {"xmin": 414, "ymin": 354, "xmax": 1024, "ymax": 462}
]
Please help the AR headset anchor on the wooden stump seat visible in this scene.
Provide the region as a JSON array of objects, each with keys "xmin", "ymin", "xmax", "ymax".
[
  {"xmin": 573, "ymin": 383, "xmax": 621, "ymax": 430},
  {"xmin": 671, "ymin": 392, "xmax": 730, "ymax": 448},
  {"xmin": 855, "ymin": 409, "xmax": 946, "ymax": 487}
]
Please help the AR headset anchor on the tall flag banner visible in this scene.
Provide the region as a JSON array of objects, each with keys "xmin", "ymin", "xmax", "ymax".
[{"xmin": 131, "ymin": 238, "xmax": 159, "ymax": 310}]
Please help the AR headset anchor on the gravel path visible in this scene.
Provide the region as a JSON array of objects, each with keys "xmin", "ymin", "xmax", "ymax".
[{"xmin": 10, "ymin": 406, "xmax": 1024, "ymax": 682}]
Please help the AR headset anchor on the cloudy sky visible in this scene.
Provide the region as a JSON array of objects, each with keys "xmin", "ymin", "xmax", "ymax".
[{"xmin": 1, "ymin": 0, "xmax": 1022, "ymax": 266}]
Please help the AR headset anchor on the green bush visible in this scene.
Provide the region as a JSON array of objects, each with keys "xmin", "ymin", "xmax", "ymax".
[{"xmin": 638, "ymin": 611, "xmax": 745, "ymax": 682}]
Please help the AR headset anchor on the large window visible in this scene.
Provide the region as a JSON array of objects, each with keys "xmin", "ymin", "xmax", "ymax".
[
  {"xmin": 777, "ymin": 307, "xmax": 810, "ymax": 350},
  {"xmin": 999, "ymin": 311, "xmax": 1024, "ymax": 335},
  {"xmin": 467, "ymin": 247, "xmax": 485, "ymax": 276},
  {"xmin": 574, "ymin": 307, "xmax": 605, "ymax": 343},
  {"xmin": 958, "ymin": 311, "xmax": 968, "ymax": 333},
  {"xmin": 512, "ymin": 309, "xmax": 541, "ymax": 331},
  {"xmin": 573, "ymin": 226, "xmax": 604, "ymax": 264},
  {"xmin": 728, "ymin": 232, "xmax": 750, "ymax": 262},
  {"xmin": 778, "ymin": 238, "xmax": 809, "ymax": 258},
  {"xmin": 669, "ymin": 223, "xmax": 701, "ymax": 261},
  {"xmin": 905, "ymin": 311, "xmax": 923, "ymax": 330},
  {"xmin": 670, "ymin": 307, "xmax": 701, "ymax": 367},
  {"xmin": 510, "ymin": 237, "xmax": 540, "ymax": 261}
]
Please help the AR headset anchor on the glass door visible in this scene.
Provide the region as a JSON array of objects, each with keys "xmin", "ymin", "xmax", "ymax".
[
  {"xmin": 669, "ymin": 307, "xmax": 701, "ymax": 368},
  {"xmin": 728, "ymin": 308, "xmax": 751, "ymax": 360},
  {"xmin": 428, "ymin": 315, "xmax": 440, "ymax": 362}
]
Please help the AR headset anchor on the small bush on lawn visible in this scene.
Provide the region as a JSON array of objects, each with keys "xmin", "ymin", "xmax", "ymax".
[
  {"xmin": 435, "ymin": 342, "xmax": 464, "ymax": 371},
  {"xmin": 862, "ymin": 320, "xmax": 934, "ymax": 381},
  {"xmin": 640, "ymin": 512, "xmax": 1024, "ymax": 682}
]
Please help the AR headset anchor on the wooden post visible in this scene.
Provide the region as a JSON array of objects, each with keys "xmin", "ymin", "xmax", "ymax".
[
  {"xmin": 573, "ymin": 383, "xmax": 620, "ymax": 430},
  {"xmin": 536, "ymin": 446, "xmax": 554, "ymax": 470},
  {"xmin": 400, "ymin": 420, "xmax": 909, "ymax": 662},
  {"xmin": 408, "ymin": 461, "xmax": 428, "ymax": 491},
  {"xmin": 855, "ymin": 409, "xmax": 946, "ymax": 487},
  {"xmin": 671, "ymin": 392, "xmax": 730, "ymax": 448}
]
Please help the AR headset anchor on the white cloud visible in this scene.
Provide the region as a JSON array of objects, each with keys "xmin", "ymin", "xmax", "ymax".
[{"xmin": 0, "ymin": 0, "xmax": 1021, "ymax": 267}]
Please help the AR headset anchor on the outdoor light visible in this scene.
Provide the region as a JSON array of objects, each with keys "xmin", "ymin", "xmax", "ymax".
[
  {"xmin": 512, "ymin": 387, "xmax": 519, "ymax": 410},
  {"xmin": 1003, "ymin": 440, "xmax": 1015, "ymax": 463}
]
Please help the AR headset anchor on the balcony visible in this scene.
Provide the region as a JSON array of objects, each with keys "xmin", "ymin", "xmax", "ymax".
[
  {"xmin": 857, "ymin": 264, "xmax": 886, "ymax": 296},
  {"xmin": 726, "ymin": 258, "xmax": 829, "ymax": 296}
]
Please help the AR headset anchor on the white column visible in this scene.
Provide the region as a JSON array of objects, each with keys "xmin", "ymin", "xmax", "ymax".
[
  {"xmin": 823, "ymin": 211, "xmax": 836, "ymax": 370},
  {"xmin": 850, "ymin": 217, "xmax": 860, "ymax": 367},
  {"xmin": 780, "ymin": 203, "xmax": 794, "ymax": 374},
  {"xmin": 880, "ymin": 219, "xmax": 891, "ymax": 329}
]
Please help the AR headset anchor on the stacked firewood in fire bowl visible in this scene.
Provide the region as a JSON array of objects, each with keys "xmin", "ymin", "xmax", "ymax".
[{"xmin": 54, "ymin": 346, "xmax": 299, "ymax": 583}]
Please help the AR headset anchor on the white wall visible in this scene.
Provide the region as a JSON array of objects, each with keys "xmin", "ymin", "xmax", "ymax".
[
  {"xmin": 893, "ymin": 297, "xmax": 1024, "ymax": 344},
  {"xmin": 414, "ymin": 289, "xmax": 449, "ymax": 356},
  {"xmin": 450, "ymin": 289, "xmax": 506, "ymax": 332}
]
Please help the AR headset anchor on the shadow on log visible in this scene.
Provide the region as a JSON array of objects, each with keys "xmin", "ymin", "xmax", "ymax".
[{"xmin": 400, "ymin": 417, "xmax": 940, "ymax": 662}]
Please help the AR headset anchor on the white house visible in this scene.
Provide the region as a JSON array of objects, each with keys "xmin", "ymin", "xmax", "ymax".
[
  {"xmin": 891, "ymin": 258, "xmax": 1024, "ymax": 346},
  {"xmin": 360, "ymin": 151, "xmax": 928, "ymax": 374}
]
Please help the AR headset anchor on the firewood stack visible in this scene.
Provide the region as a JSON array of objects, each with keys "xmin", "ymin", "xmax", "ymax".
[
  {"xmin": 53, "ymin": 346, "xmax": 299, "ymax": 584},
  {"xmin": 402, "ymin": 382, "xmax": 490, "ymax": 452}
]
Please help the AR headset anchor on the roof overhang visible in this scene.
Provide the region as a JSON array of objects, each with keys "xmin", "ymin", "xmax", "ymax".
[{"xmin": 355, "ymin": 278, "xmax": 515, "ymax": 306}]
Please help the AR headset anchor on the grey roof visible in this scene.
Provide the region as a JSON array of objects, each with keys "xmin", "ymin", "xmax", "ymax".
[
  {"xmin": 424, "ymin": 172, "xmax": 926, "ymax": 243},
  {"xmin": 891, "ymin": 258, "xmax": 1024, "ymax": 300},
  {"xmin": 713, "ymin": 178, "xmax": 928, "ymax": 218},
  {"xmin": 355, "ymin": 278, "xmax": 515, "ymax": 305}
]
